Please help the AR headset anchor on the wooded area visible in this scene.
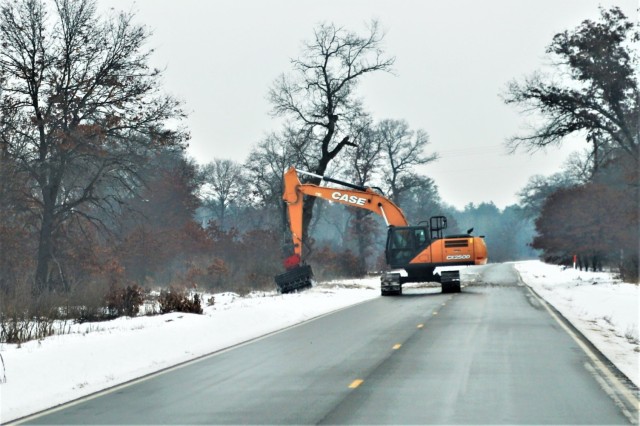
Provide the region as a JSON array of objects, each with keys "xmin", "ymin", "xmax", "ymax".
[
  {"xmin": 505, "ymin": 6, "xmax": 639, "ymax": 280},
  {"xmin": 0, "ymin": 1, "xmax": 637, "ymax": 343}
]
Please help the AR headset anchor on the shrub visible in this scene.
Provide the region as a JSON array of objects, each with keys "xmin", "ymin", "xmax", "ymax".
[
  {"xmin": 0, "ymin": 283, "xmax": 60, "ymax": 344},
  {"xmin": 105, "ymin": 283, "xmax": 144, "ymax": 318},
  {"xmin": 0, "ymin": 308, "xmax": 57, "ymax": 344},
  {"xmin": 310, "ymin": 246, "xmax": 363, "ymax": 280},
  {"xmin": 158, "ymin": 286, "xmax": 203, "ymax": 314}
]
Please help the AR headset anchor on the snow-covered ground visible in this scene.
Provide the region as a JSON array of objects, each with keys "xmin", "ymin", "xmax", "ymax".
[
  {"xmin": 0, "ymin": 279, "xmax": 380, "ymax": 423},
  {"xmin": 1, "ymin": 262, "xmax": 638, "ymax": 423}
]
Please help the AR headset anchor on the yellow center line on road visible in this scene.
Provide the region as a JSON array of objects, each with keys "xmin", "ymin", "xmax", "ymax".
[
  {"xmin": 392, "ymin": 344, "xmax": 402, "ymax": 350},
  {"xmin": 348, "ymin": 379, "xmax": 364, "ymax": 389}
]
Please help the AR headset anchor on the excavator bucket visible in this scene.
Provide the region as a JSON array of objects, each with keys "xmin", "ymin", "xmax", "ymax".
[{"xmin": 274, "ymin": 264, "xmax": 314, "ymax": 293}]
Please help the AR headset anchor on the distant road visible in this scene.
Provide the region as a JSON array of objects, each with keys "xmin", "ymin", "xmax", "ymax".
[{"xmin": 22, "ymin": 263, "xmax": 636, "ymax": 424}]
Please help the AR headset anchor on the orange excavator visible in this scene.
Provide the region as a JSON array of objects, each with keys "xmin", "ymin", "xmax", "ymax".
[{"xmin": 274, "ymin": 167, "xmax": 488, "ymax": 295}]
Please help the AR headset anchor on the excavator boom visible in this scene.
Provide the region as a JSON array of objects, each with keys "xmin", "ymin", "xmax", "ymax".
[{"xmin": 282, "ymin": 167, "xmax": 408, "ymax": 259}]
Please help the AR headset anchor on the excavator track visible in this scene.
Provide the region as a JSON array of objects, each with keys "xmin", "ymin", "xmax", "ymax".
[
  {"xmin": 274, "ymin": 264, "xmax": 314, "ymax": 294},
  {"xmin": 380, "ymin": 272, "xmax": 402, "ymax": 296},
  {"xmin": 440, "ymin": 270, "xmax": 461, "ymax": 293}
]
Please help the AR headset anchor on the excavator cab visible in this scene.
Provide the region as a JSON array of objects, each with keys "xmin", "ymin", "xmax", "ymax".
[
  {"xmin": 385, "ymin": 216, "xmax": 448, "ymax": 268},
  {"xmin": 385, "ymin": 226, "xmax": 430, "ymax": 268}
]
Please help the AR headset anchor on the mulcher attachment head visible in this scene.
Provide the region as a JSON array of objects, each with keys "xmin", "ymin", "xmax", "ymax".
[{"xmin": 274, "ymin": 264, "xmax": 314, "ymax": 293}]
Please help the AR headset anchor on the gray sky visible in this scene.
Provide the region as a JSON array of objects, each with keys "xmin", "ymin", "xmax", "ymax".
[{"xmin": 103, "ymin": 0, "xmax": 637, "ymax": 209}]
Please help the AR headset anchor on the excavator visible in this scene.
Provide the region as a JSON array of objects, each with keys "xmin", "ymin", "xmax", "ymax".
[{"xmin": 274, "ymin": 167, "xmax": 488, "ymax": 295}]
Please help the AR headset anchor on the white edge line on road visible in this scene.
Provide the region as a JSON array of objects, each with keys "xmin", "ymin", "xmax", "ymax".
[{"xmin": 522, "ymin": 278, "xmax": 639, "ymax": 418}]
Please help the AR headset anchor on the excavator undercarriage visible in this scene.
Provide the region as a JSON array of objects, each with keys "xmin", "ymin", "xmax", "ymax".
[{"xmin": 380, "ymin": 270, "xmax": 461, "ymax": 296}]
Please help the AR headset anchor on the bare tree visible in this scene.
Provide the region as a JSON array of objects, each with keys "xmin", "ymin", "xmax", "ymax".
[
  {"xmin": 396, "ymin": 174, "xmax": 443, "ymax": 224},
  {"xmin": 200, "ymin": 159, "xmax": 244, "ymax": 229},
  {"xmin": 516, "ymin": 172, "xmax": 578, "ymax": 220},
  {"xmin": 268, "ymin": 21, "xmax": 394, "ymax": 244},
  {"xmin": 378, "ymin": 119, "xmax": 438, "ymax": 204},
  {"xmin": 346, "ymin": 115, "xmax": 382, "ymax": 187},
  {"xmin": 343, "ymin": 115, "xmax": 383, "ymax": 272},
  {"xmin": 0, "ymin": 0, "xmax": 187, "ymax": 293},
  {"xmin": 243, "ymin": 125, "xmax": 315, "ymax": 244},
  {"xmin": 504, "ymin": 6, "xmax": 639, "ymax": 163},
  {"xmin": 245, "ymin": 126, "xmax": 312, "ymax": 208}
]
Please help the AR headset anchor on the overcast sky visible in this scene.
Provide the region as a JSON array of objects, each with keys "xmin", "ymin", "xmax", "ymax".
[{"xmin": 102, "ymin": 0, "xmax": 637, "ymax": 209}]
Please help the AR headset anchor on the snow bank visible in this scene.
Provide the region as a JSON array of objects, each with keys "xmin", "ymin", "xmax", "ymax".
[
  {"xmin": 514, "ymin": 260, "xmax": 639, "ymax": 387},
  {"xmin": 0, "ymin": 279, "xmax": 379, "ymax": 423}
]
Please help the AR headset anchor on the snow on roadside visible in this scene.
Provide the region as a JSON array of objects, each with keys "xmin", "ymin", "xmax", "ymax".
[
  {"xmin": 0, "ymin": 279, "xmax": 379, "ymax": 423},
  {"xmin": 514, "ymin": 260, "xmax": 639, "ymax": 387},
  {"xmin": 2, "ymin": 264, "xmax": 638, "ymax": 423}
]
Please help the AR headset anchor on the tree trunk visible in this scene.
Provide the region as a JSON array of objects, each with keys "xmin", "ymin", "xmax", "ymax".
[
  {"xmin": 301, "ymin": 195, "xmax": 318, "ymax": 253},
  {"xmin": 35, "ymin": 198, "xmax": 55, "ymax": 294},
  {"xmin": 353, "ymin": 209, "xmax": 369, "ymax": 275},
  {"xmin": 218, "ymin": 201, "xmax": 226, "ymax": 230},
  {"xmin": 34, "ymin": 168, "xmax": 61, "ymax": 294},
  {"xmin": 300, "ymin": 125, "xmax": 352, "ymax": 250}
]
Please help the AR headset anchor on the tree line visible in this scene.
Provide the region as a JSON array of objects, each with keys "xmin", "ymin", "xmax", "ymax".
[
  {"xmin": 0, "ymin": 0, "xmax": 637, "ymax": 340},
  {"xmin": 504, "ymin": 6, "xmax": 639, "ymax": 280}
]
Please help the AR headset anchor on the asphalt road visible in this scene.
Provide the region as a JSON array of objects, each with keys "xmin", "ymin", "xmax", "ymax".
[{"xmin": 24, "ymin": 263, "xmax": 636, "ymax": 424}]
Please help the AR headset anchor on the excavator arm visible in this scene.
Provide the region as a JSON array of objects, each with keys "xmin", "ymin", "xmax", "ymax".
[
  {"xmin": 282, "ymin": 167, "xmax": 408, "ymax": 259},
  {"xmin": 275, "ymin": 166, "xmax": 407, "ymax": 293}
]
